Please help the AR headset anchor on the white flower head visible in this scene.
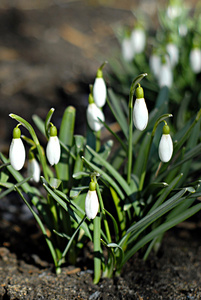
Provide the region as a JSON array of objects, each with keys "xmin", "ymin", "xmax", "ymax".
[
  {"xmin": 46, "ymin": 126, "xmax": 61, "ymax": 166},
  {"xmin": 166, "ymin": 43, "xmax": 179, "ymax": 68},
  {"xmin": 93, "ymin": 68, "xmax": 107, "ymax": 108},
  {"xmin": 189, "ymin": 48, "xmax": 201, "ymax": 74},
  {"xmin": 131, "ymin": 28, "xmax": 146, "ymax": 54},
  {"xmin": 122, "ymin": 36, "xmax": 135, "ymax": 62},
  {"xmin": 28, "ymin": 155, "xmax": 41, "ymax": 182},
  {"xmin": 158, "ymin": 57, "xmax": 173, "ymax": 88},
  {"xmin": 87, "ymin": 94, "xmax": 105, "ymax": 132},
  {"xmin": 149, "ymin": 53, "xmax": 161, "ymax": 79},
  {"xmin": 9, "ymin": 127, "xmax": 26, "ymax": 171},
  {"xmin": 133, "ymin": 84, "xmax": 148, "ymax": 131},
  {"xmin": 85, "ymin": 181, "xmax": 99, "ymax": 219},
  {"xmin": 158, "ymin": 124, "xmax": 173, "ymax": 163}
]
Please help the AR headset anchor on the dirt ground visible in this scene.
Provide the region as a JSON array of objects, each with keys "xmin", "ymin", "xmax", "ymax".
[{"xmin": 1, "ymin": 0, "xmax": 201, "ymax": 299}]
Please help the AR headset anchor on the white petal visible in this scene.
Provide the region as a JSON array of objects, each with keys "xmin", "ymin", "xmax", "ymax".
[
  {"xmin": 166, "ymin": 43, "xmax": 179, "ymax": 68},
  {"xmin": 9, "ymin": 138, "xmax": 26, "ymax": 171},
  {"xmin": 189, "ymin": 48, "xmax": 201, "ymax": 74},
  {"xmin": 150, "ymin": 54, "xmax": 161, "ymax": 79},
  {"xmin": 131, "ymin": 28, "xmax": 146, "ymax": 54},
  {"xmin": 93, "ymin": 77, "xmax": 107, "ymax": 108},
  {"xmin": 122, "ymin": 37, "xmax": 134, "ymax": 62},
  {"xmin": 158, "ymin": 63, "xmax": 173, "ymax": 88},
  {"xmin": 46, "ymin": 136, "xmax": 61, "ymax": 166},
  {"xmin": 87, "ymin": 103, "xmax": 105, "ymax": 132},
  {"xmin": 85, "ymin": 190, "xmax": 99, "ymax": 219},
  {"xmin": 28, "ymin": 158, "xmax": 41, "ymax": 182},
  {"xmin": 133, "ymin": 98, "xmax": 148, "ymax": 131},
  {"xmin": 159, "ymin": 134, "xmax": 173, "ymax": 163}
]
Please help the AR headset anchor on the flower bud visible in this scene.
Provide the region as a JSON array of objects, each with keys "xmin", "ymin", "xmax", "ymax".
[
  {"xmin": 166, "ymin": 43, "xmax": 179, "ymax": 68},
  {"xmin": 122, "ymin": 36, "xmax": 134, "ymax": 62},
  {"xmin": 158, "ymin": 58, "xmax": 173, "ymax": 88},
  {"xmin": 133, "ymin": 85, "xmax": 148, "ymax": 131},
  {"xmin": 87, "ymin": 100, "xmax": 105, "ymax": 132},
  {"xmin": 149, "ymin": 53, "xmax": 161, "ymax": 79},
  {"xmin": 93, "ymin": 69, "xmax": 107, "ymax": 108},
  {"xmin": 46, "ymin": 126, "xmax": 61, "ymax": 166},
  {"xmin": 9, "ymin": 127, "xmax": 26, "ymax": 171},
  {"xmin": 131, "ymin": 28, "xmax": 146, "ymax": 54},
  {"xmin": 189, "ymin": 48, "xmax": 201, "ymax": 74},
  {"xmin": 85, "ymin": 182, "xmax": 99, "ymax": 219},
  {"xmin": 158, "ymin": 124, "xmax": 173, "ymax": 163},
  {"xmin": 28, "ymin": 152, "xmax": 41, "ymax": 182}
]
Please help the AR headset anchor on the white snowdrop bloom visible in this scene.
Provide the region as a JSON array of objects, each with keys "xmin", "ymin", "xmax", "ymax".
[
  {"xmin": 149, "ymin": 53, "xmax": 161, "ymax": 79},
  {"xmin": 122, "ymin": 37, "xmax": 134, "ymax": 62},
  {"xmin": 158, "ymin": 125, "xmax": 173, "ymax": 163},
  {"xmin": 28, "ymin": 158, "xmax": 41, "ymax": 182},
  {"xmin": 131, "ymin": 28, "xmax": 146, "ymax": 54},
  {"xmin": 93, "ymin": 76, "xmax": 107, "ymax": 108},
  {"xmin": 167, "ymin": 5, "xmax": 182, "ymax": 19},
  {"xmin": 189, "ymin": 48, "xmax": 201, "ymax": 74},
  {"xmin": 46, "ymin": 126, "xmax": 61, "ymax": 166},
  {"xmin": 158, "ymin": 61, "xmax": 173, "ymax": 88},
  {"xmin": 178, "ymin": 24, "xmax": 188, "ymax": 37},
  {"xmin": 9, "ymin": 127, "xmax": 26, "ymax": 171},
  {"xmin": 133, "ymin": 85, "xmax": 148, "ymax": 131},
  {"xmin": 85, "ymin": 182, "xmax": 99, "ymax": 220},
  {"xmin": 87, "ymin": 102, "xmax": 105, "ymax": 132},
  {"xmin": 166, "ymin": 43, "xmax": 179, "ymax": 68}
]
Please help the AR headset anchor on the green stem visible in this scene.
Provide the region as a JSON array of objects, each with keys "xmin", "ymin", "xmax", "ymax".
[
  {"xmin": 93, "ymin": 211, "xmax": 101, "ymax": 284},
  {"xmin": 96, "ymin": 182, "xmax": 112, "ymax": 243}
]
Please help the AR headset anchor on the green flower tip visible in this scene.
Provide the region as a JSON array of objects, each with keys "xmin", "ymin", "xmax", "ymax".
[
  {"xmin": 96, "ymin": 68, "xmax": 103, "ymax": 78},
  {"xmin": 28, "ymin": 151, "xmax": 34, "ymax": 160},
  {"xmin": 89, "ymin": 181, "xmax": 96, "ymax": 191},
  {"xmin": 136, "ymin": 84, "xmax": 144, "ymax": 98},
  {"xmin": 13, "ymin": 127, "xmax": 21, "ymax": 139},
  {"xmin": 163, "ymin": 124, "xmax": 170, "ymax": 134},
  {"xmin": 50, "ymin": 125, "xmax": 57, "ymax": 137},
  {"xmin": 88, "ymin": 93, "xmax": 94, "ymax": 104}
]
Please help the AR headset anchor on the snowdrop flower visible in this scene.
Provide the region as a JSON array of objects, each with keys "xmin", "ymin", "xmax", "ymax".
[
  {"xmin": 85, "ymin": 181, "xmax": 99, "ymax": 219},
  {"xmin": 9, "ymin": 126, "xmax": 26, "ymax": 171},
  {"xmin": 166, "ymin": 43, "xmax": 179, "ymax": 68},
  {"xmin": 158, "ymin": 123, "xmax": 173, "ymax": 163},
  {"xmin": 122, "ymin": 36, "xmax": 134, "ymax": 62},
  {"xmin": 149, "ymin": 52, "xmax": 161, "ymax": 79},
  {"xmin": 93, "ymin": 68, "xmax": 107, "ymax": 108},
  {"xmin": 87, "ymin": 93, "xmax": 105, "ymax": 132},
  {"xmin": 28, "ymin": 152, "xmax": 41, "ymax": 182},
  {"xmin": 167, "ymin": 5, "xmax": 182, "ymax": 19},
  {"xmin": 189, "ymin": 47, "xmax": 201, "ymax": 74},
  {"xmin": 158, "ymin": 57, "xmax": 173, "ymax": 88},
  {"xmin": 133, "ymin": 84, "xmax": 148, "ymax": 131},
  {"xmin": 46, "ymin": 125, "xmax": 61, "ymax": 166},
  {"xmin": 131, "ymin": 27, "xmax": 146, "ymax": 54}
]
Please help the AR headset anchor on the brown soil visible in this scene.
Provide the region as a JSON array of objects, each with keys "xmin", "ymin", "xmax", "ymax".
[{"xmin": 0, "ymin": 1, "xmax": 201, "ymax": 299}]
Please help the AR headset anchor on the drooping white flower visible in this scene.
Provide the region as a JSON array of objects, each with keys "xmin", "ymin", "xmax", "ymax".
[
  {"xmin": 149, "ymin": 53, "xmax": 161, "ymax": 79},
  {"xmin": 28, "ymin": 157, "xmax": 41, "ymax": 182},
  {"xmin": 166, "ymin": 43, "xmax": 179, "ymax": 68},
  {"xmin": 87, "ymin": 96, "xmax": 105, "ymax": 132},
  {"xmin": 93, "ymin": 69, "xmax": 107, "ymax": 108},
  {"xmin": 133, "ymin": 84, "xmax": 148, "ymax": 131},
  {"xmin": 46, "ymin": 126, "xmax": 61, "ymax": 166},
  {"xmin": 85, "ymin": 182, "xmax": 99, "ymax": 219},
  {"xmin": 9, "ymin": 127, "xmax": 26, "ymax": 171},
  {"xmin": 158, "ymin": 124, "xmax": 173, "ymax": 163},
  {"xmin": 189, "ymin": 48, "xmax": 201, "ymax": 74},
  {"xmin": 158, "ymin": 58, "xmax": 173, "ymax": 88},
  {"xmin": 167, "ymin": 5, "xmax": 182, "ymax": 19},
  {"xmin": 121, "ymin": 36, "xmax": 134, "ymax": 62},
  {"xmin": 131, "ymin": 28, "xmax": 146, "ymax": 54}
]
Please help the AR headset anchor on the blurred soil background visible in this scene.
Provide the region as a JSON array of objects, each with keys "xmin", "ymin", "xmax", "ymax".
[{"xmin": 1, "ymin": 0, "xmax": 201, "ymax": 299}]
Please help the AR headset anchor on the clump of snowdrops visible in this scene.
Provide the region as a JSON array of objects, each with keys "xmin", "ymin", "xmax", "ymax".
[
  {"xmin": 1, "ymin": 62, "xmax": 201, "ymax": 284},
  {"xmin": 112, "ymin": 0, "xmax": 201, "ymax": 129}
]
